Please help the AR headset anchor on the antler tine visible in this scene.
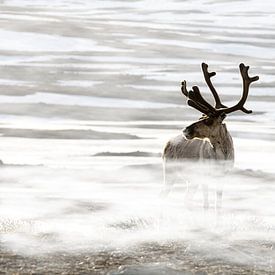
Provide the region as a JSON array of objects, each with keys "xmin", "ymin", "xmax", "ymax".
[
  {"xmin": 201, "ymin": 63, "xmax": 227, "ymax": 109},
  {"xmin": 189, "ymin": 86, "xmax": 217, "ymax": 115},
  {"xmin": 187, "ymin": 99, "xmax": 211, "ymax": 114},
  {"xmin": 181, "ymin": 80, "xmax": 189, "ymax": 97},
  {"xmin": 181, "ymin": 81, "xmax": 216, "ymax": 115},
  {"xmin": 220, "ymin": 63, "xmax": 259, "ymax": 115}
]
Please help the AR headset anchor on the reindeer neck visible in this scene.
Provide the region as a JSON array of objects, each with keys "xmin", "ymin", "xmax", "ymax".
[{"xmin": 209, "ymin": 124, "xmax": 234, "ymax": 161}]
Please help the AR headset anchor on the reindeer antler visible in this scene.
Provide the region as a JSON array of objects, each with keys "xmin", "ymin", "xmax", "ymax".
[
  {"xmin": 201, "ymin": 63, "xmax": 227, "ymax": 109},
  {"xmin": 181, "ymin": 63, "xmax": 259, "ymax": 117},
  {"xmin": 219, "ymin": 63, "xmax": 259, "ymax": 114}
]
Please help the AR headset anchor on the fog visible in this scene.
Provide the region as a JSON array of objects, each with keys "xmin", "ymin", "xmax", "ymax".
[
  {"xmin": 1, "ymin": 160, "xmax": 275, "ymax": 265},
  {"xmin": 1, "ymin": 119, "xmax": 275, "ymax": 272}
]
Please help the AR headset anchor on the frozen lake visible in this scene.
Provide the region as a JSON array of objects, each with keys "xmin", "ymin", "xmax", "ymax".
[{"xmin": 0, "ymin": 0, "xmax": 275, "ymax": 273}]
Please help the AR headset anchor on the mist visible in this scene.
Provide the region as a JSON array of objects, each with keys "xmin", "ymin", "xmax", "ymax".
[{"xmin": 1, "ymin": 119, "xmax": 275, "ymax": 273}]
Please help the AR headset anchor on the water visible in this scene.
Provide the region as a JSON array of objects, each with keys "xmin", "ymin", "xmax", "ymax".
[{"xmin": 0, "ymin": 0, "xmax": 275, "ymax": 273}]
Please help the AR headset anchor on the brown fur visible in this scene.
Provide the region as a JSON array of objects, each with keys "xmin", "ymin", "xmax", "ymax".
[{"xmin": 163, "ymin": 117, "xmax": 234, "ymax": 163}]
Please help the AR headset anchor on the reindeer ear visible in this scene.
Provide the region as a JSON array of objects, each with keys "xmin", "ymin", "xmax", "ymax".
[{"xmin": 199, "ymin": 114, "xmax": 208, "ymax": 120}]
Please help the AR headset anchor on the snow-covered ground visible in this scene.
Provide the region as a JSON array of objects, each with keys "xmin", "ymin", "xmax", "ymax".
[{"xmin": 0, "ymin": 0, "xmax": 275, "ymax": 273}]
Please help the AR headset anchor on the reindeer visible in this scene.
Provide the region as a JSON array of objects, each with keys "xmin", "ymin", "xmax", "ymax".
[{"xmin": 162, "ymin": 63, "xmax": 259, "ymax": 209}]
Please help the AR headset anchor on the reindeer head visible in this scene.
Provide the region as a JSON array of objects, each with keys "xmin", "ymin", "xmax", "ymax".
[
  {"xmin": 183, "ymin": 114, "xmax": 226, "ymax": 140},
  {"xmin": 182, "ymin": 63, "xmax": 259, "ymax": 140}
]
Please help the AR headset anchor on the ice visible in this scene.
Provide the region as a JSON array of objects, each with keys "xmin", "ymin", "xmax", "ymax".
[
  {"xmin": 0, "ymin": 92, "xmax": 181, "ymax": 109},
  {"xmin": 0, "ymin": 30, "xmax": 127, "ymax": 52}
]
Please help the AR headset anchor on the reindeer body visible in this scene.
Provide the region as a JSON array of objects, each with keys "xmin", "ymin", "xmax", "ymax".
[
  {"xmin": 162, "ymin": 124, "xmax": 234, "ymax": 203},
  {"xmin": 163, "ymin": 123, "xmax": 234, "ymax": 162},
  {"xmin": 164, "ymin": 135, "xmax": 214, "ymax": 161}
]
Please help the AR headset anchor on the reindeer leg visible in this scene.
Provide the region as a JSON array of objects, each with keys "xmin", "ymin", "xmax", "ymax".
[
  {"xmin": 160, "ymin": 162, "xmax": 177, "ymax": 198},
  {"xmin": 214, "ymin": 188, "xmax": 223, "ymax": 226},
  {"xmin": 184, "ymin": 180, "xmax": 198, "ymax": 209},
  {"xmin": 215, "ymin": 189, "xmax": 223, "ymax": 211},
  {"xmin": 202, "ymin": 184, "xmax": 209, "ymax": 210}
]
